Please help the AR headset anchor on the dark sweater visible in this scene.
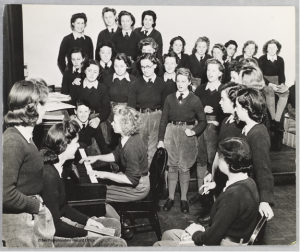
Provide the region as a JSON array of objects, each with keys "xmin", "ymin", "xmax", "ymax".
[
  {"xmin": 235, "ymin": 54, "xmax": 258, "ymax": 62},
  {"xmin": 217, "ymin": 116, "xmax": 245, "ymax": 144},
  {"xmin": 222, "ymin": 61, "xmax": 232, "ymax": 84},
  {"xmin": 73, "ymin": 81, "xmax": 111, "ymax": 122},
  {"xmin": 130, "ymin": 60, "xmax": 164, "ymax": 79},
  {"xmin": 258, "ymin": 54, "xmax": 285, "ymax": 84},
  {"xmin": 42, "ymin": 163, "xmax": 89, "ymax": 238},
  {"xmin": 58, "ymin": 33, "xmax": 94, "ymax": 74},
  {"xmin": 112, "ymin": 134, "xmax": 148, "ymax": 187},
  {"xmin": 158, "ymin": 92, "xmax": 207, "ymax": 141},
  {"xmin": 61, "ymin": 69, "xmax": 81, "ymax": 100},
  {"xmin": 239, "ymin": 124, "xmax": 274, "ymax": 206},
  {"xmin": 192, "ymin": 178, "xmax": 259, "ymax": 246},
  {"xmin": 128, "ymin": 76, "xmax": 167, "ymax": 110},
  {"xmin": 189, "ymin": 53, "xmax": 212, "ymax": 84},
  {"xmin": 103, "ymin": 74, "xmax": 137, "ymax": 103},
  {"xmin": 164, "ymin": 78, "xmax": 177, "ymax": 96},
  {"xmin": 111, "ymin": 30, "xmax": 141, "ymax": 61},
  {"xmin": 99, "ymin": 64, "xmax": 115, "ymax": 83},
  {"xmin": 177, "ymin": 53, "xmax": 191, "ymax": 70},
  {"xmin": 3, "ymin": 127, "xmax": 43, "ymax": 214}
]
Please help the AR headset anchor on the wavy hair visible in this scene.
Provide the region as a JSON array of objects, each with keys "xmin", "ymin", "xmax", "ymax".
[
  {"xmin": 242, "ymin": 40, "xmax": 258, "ymax": 56},
  {"xmin": 176, "ymin": 68, "xmax": 192, "ymax": 83},
  {"xmin": 114, "ymin": 53, "xmax": 133, "ymax": 69},
  {"xmin": 168, "ymin": 36, "xmax": 186, "ymax": 54},
  {"xmin": 95, "ymin": 40, "xmax": 116, "ymax": 62},
  {"xmin": 67, "ymin": 47, "xmax": 87, "ymax": 69},
  {"xmin": 81, "ymin": 59, "xmax": 101, "ymax": 81},
  {"xmin": 118, "ymin": 11, "xmax": 135, "ymax": 27},
  {"xmin": 141, "ymin": 10, "xmax": 157, "ymax": 27},
  {"xmin": 262, "ymin": 39, "xmax": 282, "ymax": 55},
  {"xmin": 211, "ymin": 43, "xmax": 227, "ymax": 61},
  {"xmin": 192, "ymin": 36, "xmax": 210, "ymax": 54},
  {"xmin": 70, "ymin": 13, "xmax": 87, "ymax": 30},
  {"xmin": 224, "ymin": 40, "xmax": 238, "ymax": 49},
  {"xmin": 239, "ymin": 66, "xmax": 265, "ymax": 90},
  {"xmin": 138, "ymin": 37, "xmax": 158, "ymax": 53}
]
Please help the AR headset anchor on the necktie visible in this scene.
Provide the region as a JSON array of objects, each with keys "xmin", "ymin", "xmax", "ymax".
[
  {"xmin": 144, "ymin": 30, "xmax": 148, "ymax": 36},
  {"xmin": 148, "ymin": 78, "xmax": 152, "ymax": 83},
  {"xmin": 82, "ymin": 124, "xmax": 86, "ymax": 129},
  {"xmin": 75, "ymin": 68, "xmax": 79, "ymax": 73},
  {"xmin": 178, "ymin": 93, "xmax": 183, "ymax": 102},
  {"xmin": 125, "ymin": 32, "xmax": 129, "ymax": 38},
  {"xmin": 105, "ymin": 63, "xmax": 108, "ymax": 69},
  {"xmin": 111, "ymin": 28, "xmax": 114, "ymax": 34},
  {"xmin": 199, "ymin": 56, "xmax": 203, "ymax": 62}
]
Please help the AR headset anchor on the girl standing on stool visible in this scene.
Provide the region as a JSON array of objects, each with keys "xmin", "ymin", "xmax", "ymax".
[
  {"xmin": 128, "ymin": 53, "xmax": 167, "ymax": 168},
  {"xmin": 168, "ymin": 36, "xmax": 191, "ymax": 70},
  {"xmin": 157, "ymin": 68, "xmax": 207, "ymax": 213}
]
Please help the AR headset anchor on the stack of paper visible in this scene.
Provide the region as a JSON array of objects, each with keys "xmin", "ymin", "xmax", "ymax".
[{"xmin": 47, "ymin": 92, "xmax": 71, "ymax": 102}]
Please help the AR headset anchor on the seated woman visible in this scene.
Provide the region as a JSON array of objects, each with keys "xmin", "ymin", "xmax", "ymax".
[
  {"xmin": 154, "ymin": 137, "xmax": 260, "ymax": 246},
  {"xmin": 80, "ymin": 105, "xmax": 150, "ymax": 202},
  {"xmin": 40, "ymin": 120, "xmax": 126, "ymax": 247}
]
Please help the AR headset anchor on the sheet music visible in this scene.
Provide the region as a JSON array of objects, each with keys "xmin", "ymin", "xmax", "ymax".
[{"xmin": 79, "ymin": 149, "xmax": 98, "ymax": 183}]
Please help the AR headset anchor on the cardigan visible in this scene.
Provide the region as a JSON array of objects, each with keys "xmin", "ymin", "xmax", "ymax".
[
  {"xmin": 177, "ymin": 53, "xmax": 191, "ymax": 70},
  {"xmin": 58, "ymin": 33, "xmax": 93, "ymax": 74},
  {"xmin": 61, "ymin": 69, "xmax": 81, "ymax": 100},
  {"xmin": 189, "ymin": 53, "xmax": 212, "ymax": 84}
]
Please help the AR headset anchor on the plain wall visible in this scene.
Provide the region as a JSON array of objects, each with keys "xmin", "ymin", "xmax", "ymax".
[{"xmin": 23, "ymin": 5, "xmax": 296, "ymax": 87}]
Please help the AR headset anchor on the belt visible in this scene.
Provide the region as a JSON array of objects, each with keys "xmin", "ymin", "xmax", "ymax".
[
  {"xmin": 169, "ymin": 121, "xmax": 195, "ymax": 126},
  {"xmin": 206, "ymin": 115, "xmax": 218, "ymax": 121},
  {"xmin": 224, "ymin": 236, "xmax": 244, "ymax": 244},
  {"xmin": 139, "ymin": 108, "xmax": 161, "ymax": 113}
]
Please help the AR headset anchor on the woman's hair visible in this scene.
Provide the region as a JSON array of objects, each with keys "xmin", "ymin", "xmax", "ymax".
[
  {"xmin": 262, "ymin": 39, "xmax": 282, "ymax": 55},
  {"xmin": 70, "ymin": 13, "xmax": 87, "ymax": 29},
  {"xmin": 41, "ymin": 120, "xmax": 80, "ymax": 164},
  {"xmin": 211, "ymin": 43, "xmax": 227, "ymax": 61},
  {"xmin": 113, "ymin": 105, "xmax": 142, "ymax": 136},
  {"xmin": 219, "ymin": 82, "xmax": 247, "ymax": 107},
  {"xmin": 175, "ymin": 68, "xmax": 192, "ymax": 82},
  {"xmin": 137, "ymin": 53, "xmax": 161, "ymax": 66},
  {"xmin": 141, "ymin": 10, "xmax": 157, "ymax": 27},
  {"xmin": 5, "ymin": 79, "xmax": 49, "ymax": 127},
  {"xmin": 95, "ymin": 41, "xmax": 116, "ymax": 62},
  {"xmin": 81, "ymin": 59, "xmax": 101, "ymax": 81},
  {"xmin": 224, "ymin": 40, "xmax": 238, "ymax": 50},
  {"xmin": 228, "ymin": 60, "xmax": 242, "ymax": 73},
  {"xmin": 236, "ymin": 88, "xmax": 266, "ymax": 123},
  {"xmin": 239, "ymin": 66, "xmax": 265, "ymax": 90},
  {"xmin": 240, "ymin": 57, "xmax": 259, "ymax": 68},
  {"xmin": 138, "ymin": 37, "xmax": 158, "ymax": 53},
  {"xmin": 102, "ymin": 7, "xmax": 117, "ymax": 17},
  {"xmin": 242, "ymin": 40, "xmax": 258, "ymax": 56},
  {"xmin": 217, "ymin": 137, "xmax": 253, "ymax": 174},
  {"xmin": 118, "ymin": 11, "xmax": 135, "ymax": 27},
  {"xmin": 67, "ymin": 47, "xmax": 87, "ymax": 69},
  {"xmin": 206, "ymin": 58, "xmax": 225, "ymax": 81},
  {"xmin": 163, "ymin": 51, "xmax": 180, "ymax": 65},
  {"xmin": 192, "ymin": 36, "xmax": 210, "ymax": 54},
  {"xmin": 114, "ymin": 53, "xmax": 133, "ymax": 69},
  {"xmin": 168, "ymin": 36, "xmax": 186, "ymax": 54}
]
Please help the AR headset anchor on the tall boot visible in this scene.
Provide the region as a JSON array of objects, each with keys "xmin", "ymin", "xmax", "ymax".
[{"xmin": 179, "ymin": 171, "xmax": 190, "ymax": 213}]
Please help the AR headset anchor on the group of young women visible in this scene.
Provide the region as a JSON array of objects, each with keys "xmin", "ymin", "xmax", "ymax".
[{"xmin": 3, "ymin": 6, "xmax": 287, "ymax": 247}]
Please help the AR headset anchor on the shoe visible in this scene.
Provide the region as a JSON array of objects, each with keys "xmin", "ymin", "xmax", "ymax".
[
  {"xmin": 189, "ymin": 193, "xmax": 202, "ymax": 204},
  {"xmin": 274, "ymin": 120, "xmax": 284, "ymax": 132},
  {"xmin": 122, "ymin": 220, "xmax": 133, "ymax": 240},
  {"xmin": 163, "ymin": 199, "xmax": 174, "ymax": 211},
  {"xmin": 197, "ymin": 214, "xmax": 211, "ymax": 225},
  {"xmin": 180, "ymin": 200, "xmax": 189, "ymax": 214}
]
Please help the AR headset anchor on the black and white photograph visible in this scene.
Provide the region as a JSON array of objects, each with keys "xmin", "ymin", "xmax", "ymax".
[{"xmin": 1, "ymin": 0, "xmax": 298, "ymax": 249}]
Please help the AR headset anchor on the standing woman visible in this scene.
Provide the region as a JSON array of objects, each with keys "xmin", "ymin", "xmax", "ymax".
[
  {"xmin": 163, "ymin": 51, "xmax": 180, "ymax": 96},
  {"xmin": 128, "ymin": 53, "xmax": 167, "ymax": 167},
  {"xmin": 169, "ymin": 36, "xmax": 191, "ymax": 70},
  {"xmin": 224, "ymin": 40, "xmax": 238, "ymax": 63},
  {"xmin": 235, "ymin": 40, "xmax": 259, "ymax": 62},
  {"xmin": 58, "ymin": 13, "xmax": 93, "ymax": 74},
  {"xmin": 111, "ymin": 11, "xmax": 141, "ymax": 61},
  {"xmin": 157, "ymin": 68, "xmax": 207, "ymax": 213},
  {"xmin": 3, "ymin": 79, "xmax": 55, "ymax": 247},
  {"xmin": 134, "ymin": 10, "xmax": 163, "ymax": 59},
  {"xmin": 211, "ymin": 44, "xmax": 231, "ymax": 84},
  {"xmin": 95, "ymin": 7, "xmax": 121, "ymax": 60}
]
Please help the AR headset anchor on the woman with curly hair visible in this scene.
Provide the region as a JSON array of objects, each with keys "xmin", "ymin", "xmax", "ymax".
[
  {"xmin": 235, "ymin": 40, "xmax": 259, "ymax": 62},
  {"xmin": 168, "ymin": 36, "xmax": 191, "ymax": 70},
  {"xmin": 211, "ymin": 43, "xmax": 231, "ymax": 84},
  {"xmin": 224, "ymin": 40, "xmax": 238, "ymax": 62},
  {"xmin": 80, "ymin": 105, "xmax": 149, "ymax": 202}
]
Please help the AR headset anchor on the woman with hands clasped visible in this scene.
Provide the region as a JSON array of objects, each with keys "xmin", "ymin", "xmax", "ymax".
[{"xmin": 154, "ymin": 137, "xmax": 260, "ymax": 246}]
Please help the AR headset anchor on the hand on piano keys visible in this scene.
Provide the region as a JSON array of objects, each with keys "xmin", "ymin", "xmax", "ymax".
[
  {"xmin": 79, "ymin": 155, "xmax": 99, "ymax": 165},
  {"xmin": 87, "ymin": 170, "xmax": 110, "ymax": 180}
]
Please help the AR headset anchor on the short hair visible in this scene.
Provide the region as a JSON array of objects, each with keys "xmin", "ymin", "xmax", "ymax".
[
  {"xmin": 5, "ymin": 79, "xmax": 49, "ymax": 127},
  {"xmin": 41, "ymin": 120, "xmax": 80, "ymax": 164},
  {"xmin": 118, "ymin": 11, "xmax": 135, "ymax": 27},
  {"xmin": 75, "ymin": 98, "xmax": 91, "ymax": 110},
  {"xmin": 163, "ymin": 51, "xmax": 180, "ymax": 65},
  {"xmin": 211, "ymin": 43, "xmax": 227, "ymax": 61},
  {"xmin": 219, "ymin": 82, "xmax": 247, "ymax": 107},
  {"xmin": 175, "ymin": 68, "xmax": 192, "ymax": 82},
  {"xmin": 114, "ymin": 53, "xmax": 133, "ymax": 69},
  {"xmin": 168, "ymin": 36, "xmax": 186, "ymax": 54},
  {"xmin": 70, "ymin": 13, "xmax": 87, "ymax": 29},
  {"xmin": 138, "ymin": 37, "xmax": 158, "ymax": 53},
  {"xmin": 113, "ymin": 105, "xmax": 141, "ymax": 136},
  {"xmin": 95, "ymin": 41, "xmax": 116, "ymax": 62},
  {"xmin": 102, "ymin": 7, "xmax": 117, "ymax": 17},
  {"xmin": 67, "ymin": 47, "xmax": 87, "ymax": 69},
  {"xmin": 262, "ymin": 39, "xmax": 282, "ymax": 55},
  {"xmin": 206, "ymin": 58, "xmax": 225, "ymax": 81},
  {"xmin": 228, "ymin": 60, "xmax": 242, "ymax": 73},
  {"xmin": 141, "ymin": 10, "xmax": 157, "ymax": 27},
  {"xmin": 81, "ymin": 59, "xmax": 101, "ymax": 81},
  {"xmin": 192, "ymin": 36, "xmax": 210, "ymax": 54},
  {"xmin": 137, "ymin": 53, "xmax": 161, "ymax": 66},
  {"xmin": 236, "ymin": 88, "xmax": 266, "ymax": 123},
  {"xmin": 240, "ymin": 57, "xmax": 259, "ymax": 68},
  {"xmin": 242, "ymin": 40, "xmax": 258, "ymax": 56},
  {"xmin": 224, "ymin": 40, "xmax": 238, "ymax": 49},
  {"xmin": 239, "ymin": 66, "xmax": 265, "ymax": 90},
  {"xmin": 217, "ymin": 137, "xmax": 253, "ymax": 174}
]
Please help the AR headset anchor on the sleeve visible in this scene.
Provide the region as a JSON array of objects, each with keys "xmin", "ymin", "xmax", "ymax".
[
  {"xmin": 95, "ymin": 32, "xmax": 101, "ymax": 62},
  {"xmin": 87, "ymin": 37, "xmax": 94, "ymax": 60},
  {"xmin": 92, "ymin": 126, "xmax": 112, "ymax": 154},
  {"xmin": 111, "ymin": 34, "xmax": 118, "ymax": 53},
  {"xmin": 158, "ymin": 96, "xmax": 170, "ymax": 141},
  {"xmin": 156, "ymin": 32, "xmax": 163, "ymax": 58},
  {"xmin": 61, "ymin": 72, "xmax": 70, "ymax": 95},
  {"xmin": 112, "ymin": 144, "xmax": 121, "ymax": 163},
  {"xmin": 127, "ymin": 80, "xmax": 138, "ymax": 109},
  {"xmin": 98, "ymin": 84, "xmax": 111, "ymax": 122},
  {"xmin": 184, "ymin": 55, "xmax": 191, "ymax": 70},
  {"xmin": 258, "ymin": 56, "xmax": 270, "ymax": 85},
  {"xmin": 279, "ymin": 57, "xmax": 286, "ymax": 84},
  {"xmin": 192, "ymin": 97, "xmax": 207, "ymax": 136},
  {"xmin": 161, "ymin": 82, "xmax": 168, "ymax": 108},
  {"xmin": 57, "ymin": 36, "xmax": 68, "ymax": 74},
  {"xmin": 3, "ymin": 138, "xmax": 40, "ymax": 214}
]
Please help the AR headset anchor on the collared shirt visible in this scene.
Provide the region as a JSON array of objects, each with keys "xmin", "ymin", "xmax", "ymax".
[
  {"xmin": 205, "ymin": 81, "xmax": 221, "ymax": 91},
  {"xmin": 223, "ymin": 173, "xmax": 249, "ymax": 192},
  {"xmin": 83, "ymin": 78, "xmax": 98, "ymax": 89},
  {"xmin": 72, "ymin": 66, "xmax": 81, "ymax": 73},
  {"xmin": 54, "ymin": 163, "xmax": 63, "ymax": 178},
  {"xmin": 122, "ymin": 29, "xmax": 132, "ymax": 37},
  {"xmin": 195, "ymin": 53, "xmax": 205, "ymax": 62},
  {"xmin": 176, "ymin": 90, "xmax": 189, "ymax": 99},
  {"xmin": 100, "ymin": 60, "xmax": 112, "ymax": 69},
  {"xmin": 74, "ymin": 116, "xmax": 89, "ymax": 129},
  {"xmin": 14, "ymin": 125, "xmax": 32, "ymax": 143},
  {"xmin": 121, "ymin": 136, "xmax": 130, "ymax": 147},
  {"xmin": 73, "ymin": 32, "xmax": 85, "ymax": 40},
  {"xmin": 107, "ymin": 25, "xmax": 118, "ymax": 33},
  {"xmin": 141, "ymin": 26, "xmax": 153, "ymax": 35},
  {"xmin": 225, "ymin": 114, "xmax": 235, "ymax": 124},
  {"xmin": 241, "ymin": 122, "xmax": 258, "ymax": 136},
  {"xmin": 113, "ymin": 72, "xmax": 131, "ymax": 82},
  {"xmin": 143, "ymin": 74, "xmax": 157, "ymax": 83},
  {"xmin": 267, "ymin": 54, "xmax": 278, "ymax": 62},
  {"xmin": 164, "ymin": 72, "xmax": 176, "ymax": 82}
]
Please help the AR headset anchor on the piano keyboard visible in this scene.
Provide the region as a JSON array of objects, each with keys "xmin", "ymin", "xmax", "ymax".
[{"xmin": 79, "ymin": 148, "xmax": 98, "ymax": 183}]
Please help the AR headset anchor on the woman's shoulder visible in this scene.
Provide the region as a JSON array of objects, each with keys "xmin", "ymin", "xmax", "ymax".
[
  {"xmin": 134, "ymin": 27, "xmax": 142, "ymax": 33},
  {"xmin": 248, "ymin": 124, "xmax": 270, "ymax": 142},
  {"xmin": 129, "ymin": 74, "xmax": 137, "ymax": 81},
  {"xmin": 258, "ymin": 54, "xmax": 267, "ymax": 60},
  {"xmin": 3, "ymin": 127, "xmax": 27, "ymax": 145},
  {"xmin": 127, "ymin": 134, "xmax": 144, "ymax": 147},
  {"xmin": 62, "ymin": 33, "xmax": 74, "ymax": 41}
]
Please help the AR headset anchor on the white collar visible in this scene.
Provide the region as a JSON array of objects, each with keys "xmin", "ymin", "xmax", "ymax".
[
  {"xmin": 176, "ymin": 90, "xmax": 189, "ymax": 99},
  {"xmin": 143, "ymin": 74, "xmax": 156, "ymax": 83},
  {"xmin": 74, "ymin": 117, "xmax": 89, "ymax": 129},
  {"xmin": 195, "ymin": 53, "xmax": 205, "ymax": 61},
  {"xmin": 107, "ymin": 25, "xmax": 118, "ymax": 33},
  {"xmin": 14, "ymin": 125, "xmax": 32, "ymax": 143},
  {"xmin": 83, "ymin": 78, "xmax": 98, "ymax": 89},
  {"xmin": 121, "ymin": 136, "xmax": 130, "ymax": 147},
  {"xmin": 164, "ymin": 72, "xmax": 176, "ymax": 82},
  {"xmin": 54, "ymin": 163, "xmax": 63, "ymax": 178},
  {"xmin": 267, "ymin": 54, "xmax": 277, "ymax": 61},
  {"xmin": 122, "ymin": 29, "xmax": 132, "ymax": 37},
  {"xmin": 100, "ymin": 60, "xmax": 112, "ymax": 68},
  {"xmin": 72, "ymin": 66, "xmax": 81, "ymax": 73},
  {"xmin": 223, "ymin": 173, "xmax": 249, "ymax": 192},
  {"xmin": 73, "ymin": 32, "xmax": 85, "ymax": 40},
  {"xmin": 225, "ymin": 115, "xmax": 235, "ymax": 124},
  {"xmin": 242, "ymin": 122, "xmax": 258, "ymax": 136},
  {"xmin": 141, "ymin": 26, "xmax": 153, "ymax": 35},
  {"xmin": 113, "ymin": 72, "xmax": 130, "ymax": 82},
  {"xmin": 205, "ymin": 81, "xmax": 221, "ymax": 91}
]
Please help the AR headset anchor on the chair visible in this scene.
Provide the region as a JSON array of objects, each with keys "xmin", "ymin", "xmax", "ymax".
[
  {"xmin": 112, "ymin": 147, "xmax": 168, "ymax": 240},
  {"xmin": 247, "ymin": 215, "xmax": 268, "ymax": 245}
]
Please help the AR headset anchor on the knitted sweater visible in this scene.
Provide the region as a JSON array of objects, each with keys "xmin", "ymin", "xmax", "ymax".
[
  {"xmin": 189, "ymin": 53, "xmax": 212, "ymax": 84},
  {"xmin": 258, "ymin": 54, "xmax": 285, "ymax": 84},
  {"xmin": 61, "ymin": 69, "xmax": 81, "ymax": 100}
]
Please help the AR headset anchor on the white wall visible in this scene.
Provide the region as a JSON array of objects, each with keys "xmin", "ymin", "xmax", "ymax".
[{"xmin": 23, "ymin": 5, "xmax": 296, "ymax": 87}]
